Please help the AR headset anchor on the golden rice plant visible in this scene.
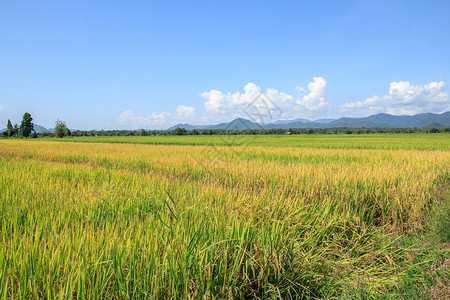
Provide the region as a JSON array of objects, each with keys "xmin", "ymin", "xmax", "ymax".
[{"xmin": 0, "ymin": 138, "xmax": 448, "ymax": 299}]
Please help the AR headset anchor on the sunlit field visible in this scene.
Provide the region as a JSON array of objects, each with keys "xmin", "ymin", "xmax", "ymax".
[
  {"xmin": 1, "ymin": 136, "xmax": 449, "ymax": 299},
  {"xmin": 42, "ymin": 133, "xmax": 450, "ymax": 150}
]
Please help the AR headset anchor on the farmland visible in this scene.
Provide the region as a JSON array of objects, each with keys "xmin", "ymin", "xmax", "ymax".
[
  {"xmin": 0, "ymin": 135, "xmax": 449, "ymax": 299},
  {"xmin": 42, "ymin": 133, "xmax": 450, "ymax": 150}
]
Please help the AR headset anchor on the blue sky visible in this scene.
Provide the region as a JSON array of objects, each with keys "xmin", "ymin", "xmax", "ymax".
[{"xmin": 1, "ymin": 0, "xmax": 449, "ymax": 130}]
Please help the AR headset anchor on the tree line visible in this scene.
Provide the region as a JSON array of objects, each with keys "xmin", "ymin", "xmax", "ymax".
[
  {"xmin": 3, "ymin": 113, "xmax": 448, "ymax": 138},
  {"xmin": 34, "ymin": 126, "xmax": 450, "ymax": 137},
  {"xmin": 3, "ymin": 112, "xmax": 35, "ymax": 138},
  {"xmin": 2, "ymin": 113, "xmax": 70, "ymax": 138}
]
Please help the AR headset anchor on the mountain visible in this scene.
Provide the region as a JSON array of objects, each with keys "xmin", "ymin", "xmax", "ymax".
[
  {"xmin": 167, "ymin": 123, "xmax": 203, "ymax": 131},
  {"xmin": 313, "ymin": 118, "xmax": 336, "ymax": 124},
  {"xmin": 167, "ymin": 118, "xmax": 263, "ymax": 131},
  {"xmin": 326, "ymin": 118, "xmax": 387, "ymax": 128},
  {"xmin": 268, "ymin": 118, "xmax": 310, "ymax": 125},
  {"xmin": 208, "ymin": 118, "xmax": 262, "ymax": 130},
  {"xmin": 34, "ymin": 125, "xmax": 52, "ymax": 133},
  {"xmin": 363, "ymin": 112, "xmax": 450, "ymax": 128},
  {"xmin": 423, "ymin": 122, "xmax": 446, "ymax": 128},
  {"xmin": 326, "ymin": 112, "xmax": 450, "ymax": 128},
  {"xmin": 165, "ymin": 111, "xmax": 450, "ymax": 131}
]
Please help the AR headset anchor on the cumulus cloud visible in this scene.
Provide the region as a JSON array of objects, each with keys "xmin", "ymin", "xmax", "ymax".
[
  {"xmin": 340, "ymin": 81, "xmax": 450, "ymax": 116},
  {"xmin": 201, "ymin": 83, "xmax": 264, "ymax": 123},
  {"xmin": 200, "ymin": 78, "xmax": 449, "ymax": 121},
  {"xmin": 296, "ymin": 77, "xmax": 333, "ymax": 112},
  {"xmin": 200, "ymin": 77, "xmax": 334, "ymax": 122},
  {"xmin": 118, "ymin": 109, "xmax": 172, "ymax": 129},
  {"xmin": 117, "ymin": 78, "xmax": 450, "ymax": 129},
  {"xmin": 176, "ymin": 105, "xmax": 196, "ymax": 118},
  {"xmin": 202, "ymin": 83, "xmax": 261, "ymax": 113},
  {"xmin": 117, "ymin": 105, "xmax": 197, "ymax": 130}
]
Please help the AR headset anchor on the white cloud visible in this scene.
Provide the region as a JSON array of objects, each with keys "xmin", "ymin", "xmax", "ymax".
[
  {"xmin": 200, "ymin": 77, "xmax": 334, "ymax": 122},
  {"xmin": 298, "ymin": 77, "xmax": 330, "ymax": 108},
  {"xmin": 117, "ymin": 78, "xmax": 450, "ymax": 129},
  {"xmin": 201, "ymin": 83, "xmax": 262, "ymax": 113},
  {"xmin": 117, "ymin": 105, "xmax": 197, "ymax": 130},
  {"xmin": 120, "ymin": 78, "xmax": 335, "ymax": 129},
  {"xmin": 294, "ymin": 77, "xmax": 335, "ymax": 116},
  {"xmin": 176, "ymin": 105, "xmax": 195, "ymax": 118},
  {"xmin": 200, "ymin": 79, "xmax": 449, "ymax": 121},
  {"xmin": 0, "ymin": 105, "xmax": 4, "ymax": 112},
  {"xmin": 118, "ymin": 109, "xmax": 172, "ymax": 129},
  {"xmin": 340, "ymin": 81, "xmax": 450, "ymax": 116}
]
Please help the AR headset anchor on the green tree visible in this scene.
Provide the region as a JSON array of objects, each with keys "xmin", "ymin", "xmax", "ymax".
[
  {"xmin": 13, "ymin": 124, "xmax": 19, "ymax": 136},
  {"xmin": 6, "ymin": 119, "xmax": 13, "ymax": 137},
  {"xmin": 430, "ymin": 128, "xmax": 440, "ymax": 133},
  {"xmin": 173, "ymin": 127, "xmax": 187, "ymax": 135},
  {"xmin": 20, "ymin": 112, "xmax": 34, "ymax": 138},
  {"xmin": 55, "ymin": 119, "xmax": 68, "ymax": 138}
]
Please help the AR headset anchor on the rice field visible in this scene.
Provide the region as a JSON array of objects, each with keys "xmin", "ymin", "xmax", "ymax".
[
  {"xmin": 42, "ymin": 133, "xmax": 450, "ymax": 150},
  {"xmin": 0, "ymin": 136, "xmax": 449, "ymax": 299}
]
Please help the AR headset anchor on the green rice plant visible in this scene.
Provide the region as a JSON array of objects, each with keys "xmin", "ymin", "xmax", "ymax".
[{"xmin": 37, "ymin": 133, "xmax": 450, "ymax": 150}]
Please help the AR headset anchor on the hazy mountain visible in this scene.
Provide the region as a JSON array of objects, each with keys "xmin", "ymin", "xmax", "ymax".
[
  {"xmin": 363, "ymin": 112, "xmax": 450, "ymax": 128},
  {"xmin": 167, "ymin": 123, "xmax": 204, "ymax": 131},
  {"xmin": 423, "ymin": 122, "xmax": 446, "ymax": 128},
  {"xmin": 326, "ymin": 118, "xmax": 387, "ymax": 128},
  {"xmin": 327, "ymin": 112, "xmax": 450, "ymax": 128},
  {"xmin": 35, "ymin": 125, "xmax": 52, "ymax": 133},
  {"xmin": 264, "ymin": 121, "xmax": 323, "ymax": 129},
  {"xmin": 165, "ymin": 111, "xmax": 450, "ymax": 130},
  {"xmin": 168, "ymin": 118, "xmax": 263, "ymax": 131},
  {"xmin": 268, "ymin": 118, "xmax": 310, "ymax": 125},
  {"xmin": 208, "ymin": 118, "xmax": 262, "ymax": 130},
  {"xmin": 313, "ymin": 118, "xmax": 336, "ymax": 124}
]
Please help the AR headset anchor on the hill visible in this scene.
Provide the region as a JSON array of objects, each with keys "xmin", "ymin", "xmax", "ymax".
[{"xmin": 165, "ymin": 111, "xmax": 450, "ymax": 130}]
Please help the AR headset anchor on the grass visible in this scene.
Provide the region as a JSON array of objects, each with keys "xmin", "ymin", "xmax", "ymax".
[
  {"xmin": 36, "ymin": 133, "xmax": 450, "ymax": 150},
  {"xmin": 0, "ymin": 136, "xmax": 449, "ymax": 299}
]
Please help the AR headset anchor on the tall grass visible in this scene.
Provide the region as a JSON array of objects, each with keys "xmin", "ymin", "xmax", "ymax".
[{"xmin": 0, "ymin": 138, "xmax": 448, "ymax": 298}]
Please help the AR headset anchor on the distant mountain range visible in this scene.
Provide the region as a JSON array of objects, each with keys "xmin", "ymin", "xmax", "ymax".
[
  {"xmin": 266, "ymin": 118, "xmax": 336, "ymax": 125},
  {"xmin": 167, "ymin": 111, "xmax": 450, "ymax": 130},
  {"xmin": 1, "ymin": 112, "xmax": 448, "ymax": 133}
]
